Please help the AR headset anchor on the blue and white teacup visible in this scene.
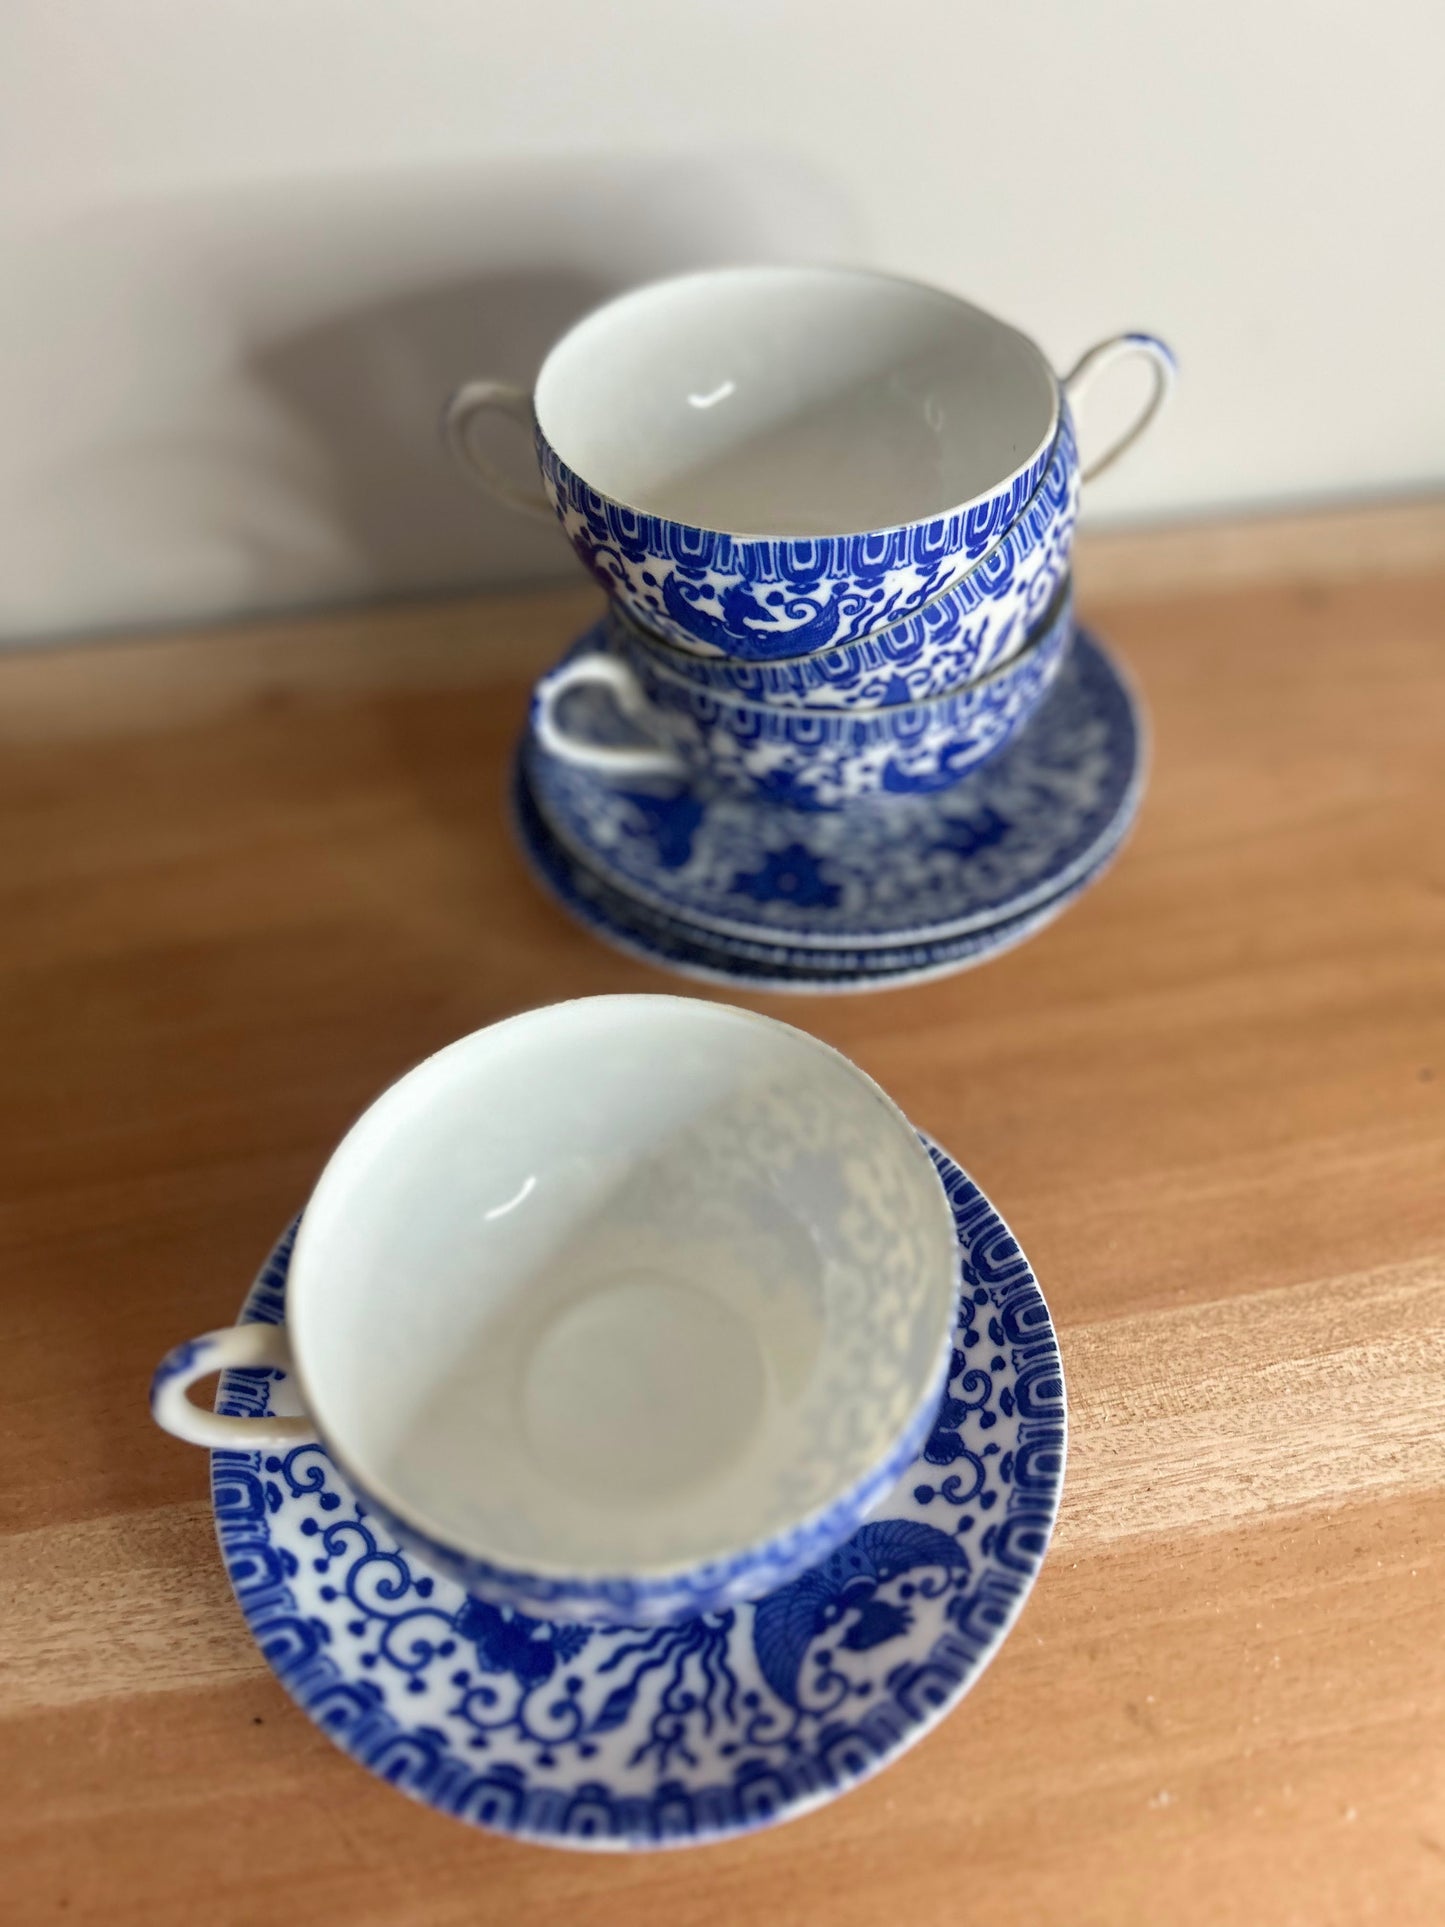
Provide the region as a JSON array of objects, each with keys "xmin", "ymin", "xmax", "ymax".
[
  {"xmin": 533, "ymin": 582, "xmax": 1074, "ymax": 810},
  {"xmin": 446, "ymin": 266, "xmax": 1171, "ymax": 660},
  {"xmin": 150, "ymin": 996, "xmax": 961, "ymax": 1626},
  {"xmin": 611, "ymin": 405, "xmax": 1080, "ymax": 709}
]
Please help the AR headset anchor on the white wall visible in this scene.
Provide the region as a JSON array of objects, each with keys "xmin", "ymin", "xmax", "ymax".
[{"xmin": 2, "ymin": 1, "xmax": 1441, "ymax": 641}]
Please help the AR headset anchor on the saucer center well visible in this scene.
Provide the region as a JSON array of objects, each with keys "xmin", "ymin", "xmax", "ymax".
[{"xmin": 521, "ymin": 1272, "xmax": 767, "ymax": 1506}]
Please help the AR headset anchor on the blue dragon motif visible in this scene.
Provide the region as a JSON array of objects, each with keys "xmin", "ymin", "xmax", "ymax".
[{"xmin": 751, "ymin": 1520, "xmax": 971, "ymax": 1710}]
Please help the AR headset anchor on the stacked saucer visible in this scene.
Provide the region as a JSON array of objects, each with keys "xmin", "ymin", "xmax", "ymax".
[
  {"xmin": 514, "ymin": 625, "xmax": 1145, "ymax": 992},
  {"xmin": 447, "ymin": 268, "xmax": 1171, "ymax": 989}
]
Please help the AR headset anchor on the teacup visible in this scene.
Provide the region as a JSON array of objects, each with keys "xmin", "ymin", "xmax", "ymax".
[
  {"xmin": 150, "ymin": 996, "xmax": 960, "ymax": 1626},
  {"xmin": 446, "ymin": 266, "xmax": 1171, "ymax": 659},
  {"xmin": 533, "ymin": 580, "xmax": 1074, "ymax": 810},
  {"xmin": 610, "ymin": 405, "xmax": 1079, "ymax": 709}
]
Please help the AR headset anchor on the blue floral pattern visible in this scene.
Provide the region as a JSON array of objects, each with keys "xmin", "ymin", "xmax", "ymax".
[
  {"xmin": 538, "ymin": 422, "xmax": 1056, "ymax": 660},
  {"xmin": 609, "ymin": 408, "xmax": 1079, "ymax": 706},
  {"xmin": 212, "ymin": 1145, "xmax": 1065, "ymax": 1848},
  {"xmin": 513, "ymin": 756, "xmax": 1131, "ymax": 995},
  {"xmin": 527, "ymin": 629, "xmax": 1145, "ymax": 952},
  {"xmin": 540, "ymin": 586, "xmax": 1073, "ymax": 810}
]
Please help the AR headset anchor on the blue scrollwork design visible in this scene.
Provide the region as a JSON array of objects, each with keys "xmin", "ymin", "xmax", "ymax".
[
  {"xmin": 538, "ymin": 418, "xmax": 1058, "ymax": 661},
  {"xmin": 605, "ymin": 409, "xmax": 1078, "ymax": 704},
  {"xmin": 524, "ymin": 630, "xmax": 1142, "ymax": 952},
  {"xmin": 209, "ymin": 1145, "xmax": 1066, "ymax": 1848}
]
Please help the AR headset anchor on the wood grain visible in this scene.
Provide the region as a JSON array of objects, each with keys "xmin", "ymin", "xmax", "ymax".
[
  {"xmin": 1075, "ymin": 490, "xmax": 1445, "ymax": 601},
  {"xmin": 1, "ymin": 508, "xmax": 1443, "ymax": 1923},
  {"xmin": 1060, "ymin": 1255, "xmax": 1445, "ymax": 1546}
]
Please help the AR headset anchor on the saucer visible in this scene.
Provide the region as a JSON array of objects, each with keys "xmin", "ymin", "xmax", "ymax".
[
  {"xmin": 523, "ymin": 628, "xmax": 1144, "ymax": 952},
  {"xmin": 514, "ymin": 755, "xmax": 1128, "ymax": 994},
  {"xmin": 212, "ymin": 1143, "xmax": 1065, "ymax": 1851}
]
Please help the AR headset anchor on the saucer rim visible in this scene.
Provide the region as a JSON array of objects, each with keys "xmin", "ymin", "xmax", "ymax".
[{"xmin": 513, "ymin": 755, "xmax": 1133, "ymax": 995}]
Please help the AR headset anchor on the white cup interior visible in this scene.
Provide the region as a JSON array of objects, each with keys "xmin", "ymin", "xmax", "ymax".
[
  {"xmin": 288, "ymin": 996, "xmax": 958, "ymax": 1580},
  {"xmin": 534, "ymin": 267, "xmax": 1058, "ymax": 539}
]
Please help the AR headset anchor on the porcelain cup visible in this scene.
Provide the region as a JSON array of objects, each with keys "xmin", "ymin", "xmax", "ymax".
[
  {"xmin": 533, "ymin": 581, "xmax": 1074, "ymax": 810},
  {"xmin": 445, "ymin": 266, "xmax": 1171, "ymax": 659},
  {"xmin": 609, "ymin": 405, "xmax": 1079, "ymax": 709},
  {"xmin": 150, "ymin": 996, "xmax": 961, "ymax": 1625}
]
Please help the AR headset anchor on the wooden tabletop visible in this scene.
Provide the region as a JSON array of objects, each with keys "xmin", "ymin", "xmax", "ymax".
[{"xmin": 3, "ymin": 507, "xmax": 1444, "ymax": 1924}]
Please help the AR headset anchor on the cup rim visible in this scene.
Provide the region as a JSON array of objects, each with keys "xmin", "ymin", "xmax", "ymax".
[
  {"xmin": 282, "ymin": 993, "xmax": 962, "ymax": 1592},
  {"xmin": 607, "ymin": 403, "xmax": 1077, "ymax": 679},
  {"xmin": 614, "ymin": 576, "xmax": 1074, "ymax": 722},
  {"xmin": 533, "ymin": 265, "xmax": 1061, "ymax": 543}
]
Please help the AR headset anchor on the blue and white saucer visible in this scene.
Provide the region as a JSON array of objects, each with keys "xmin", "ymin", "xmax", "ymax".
[
  {"xmin": 514, "ymin": 756, "xmax": 1127, "ymax": 993},
  {"xmin": 523, "ymin": 628, "xmax": 1145, "ymax": 953},
  {"xmin": 212, "ymin": 1145, "xmax": 1065, "ymax": 1851}
]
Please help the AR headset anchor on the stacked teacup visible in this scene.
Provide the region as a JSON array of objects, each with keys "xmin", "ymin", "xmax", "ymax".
[{"xmin": 448, "ymin": 269, "xmax": 1172, "ymax": 989}]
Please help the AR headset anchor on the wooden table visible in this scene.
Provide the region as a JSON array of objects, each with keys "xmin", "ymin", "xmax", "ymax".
[{"xmin": 3, "ymin": 505, "xmax": 1444, "ymax": 1924}]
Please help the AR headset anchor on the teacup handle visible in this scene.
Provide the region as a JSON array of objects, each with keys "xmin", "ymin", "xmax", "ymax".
[
  {"xmin": 533, "ymin": 653, "xmax": 689, "ymax": 778},
  {"xmin": 443, "ymin": 379, "xmax": 554, "ymax": 520},
  {"xmin": 150, "ymin": 1325, "xmax": 315, "ymax": 1449},
  {"xmin": 1062, "ymin": 333, "xmax": 1176, "ymax": 483}
]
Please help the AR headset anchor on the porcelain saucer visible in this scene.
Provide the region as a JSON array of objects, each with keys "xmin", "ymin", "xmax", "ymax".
[
  {"xmin": 212, "ymin": 1143, "xmax": 1065, "ymax": 1851},
  {"xmin": 523, "ymin": 628, "xmax": 1144, "ymax": 952},
  {"xmin": 514, "ymin": 755, "xmax": 1129, "ymax": 994}
]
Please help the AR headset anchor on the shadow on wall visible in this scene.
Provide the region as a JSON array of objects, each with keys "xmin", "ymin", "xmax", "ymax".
[
  {"xmin": 249, "ymin": 265, "xmax": 614, "ymax": 599},
  {"xmin": 1, "ymin": 155, "xmax": 861, "ymax": 639}
]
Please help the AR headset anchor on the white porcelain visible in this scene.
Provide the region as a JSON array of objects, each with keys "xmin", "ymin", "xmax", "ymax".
[
  {"xmin": 150, "ymin": 997, "xmax": 961, "ymax": 1625},
  {"xmin": 445, "ymin": 267, "xmax": 1173, "ymax": 659}
]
